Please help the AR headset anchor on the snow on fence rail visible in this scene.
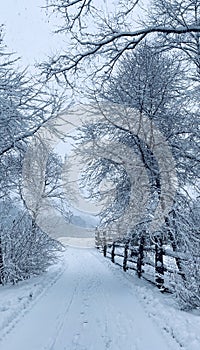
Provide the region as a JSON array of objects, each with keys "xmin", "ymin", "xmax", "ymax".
[{"xmin": 95, "ymin": 231, "xmax": 189, "ymax": 292}]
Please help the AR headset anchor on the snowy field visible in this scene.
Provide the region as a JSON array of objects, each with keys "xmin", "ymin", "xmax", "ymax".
[{"xmin": 0, "ymin": 247, "xmax": 200, "ymax": 350}]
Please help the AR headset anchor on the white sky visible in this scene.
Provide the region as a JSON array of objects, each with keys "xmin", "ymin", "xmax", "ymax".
[
  {"xmin": 0, "ymin": 0, "xmax": 149, "ymax": 69},
  {"xmin": 0, "ymin": 0, "xmax": 64, "ymax": 67}
]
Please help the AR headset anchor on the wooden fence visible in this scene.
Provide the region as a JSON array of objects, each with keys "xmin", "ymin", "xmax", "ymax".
[{"xmin": 95, "ymin": 231, "xmax": 186, "ymax": 292}]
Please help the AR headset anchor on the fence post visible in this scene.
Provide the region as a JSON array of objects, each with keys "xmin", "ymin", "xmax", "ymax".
[
  {"xmin": 123, "ymin": 243, "xmax": 128, "ymax": 271},
  {"xmin": 155, "ymin": 236, "xmax": 164, "ymax": 290},
  {"xmin": 111, "ymin": 242, "xmax": 115, "ymax": 263},
  {"xmin": 95, "ymin": 228, "xmax": 100, "ymax": 249},
  {"xmin": 137, "ymin": 235, "xmax": 145, "ymax": 278},
  {"xmin": 103, "ymin": 244, "xmax": 107, "ymax": 257},
  {"xmin": 102, "ymin": 230, "xmax": 107, "ymax": 257}
]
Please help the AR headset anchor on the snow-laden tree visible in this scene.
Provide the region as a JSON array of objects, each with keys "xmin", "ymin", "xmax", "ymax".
[
  {"xmin": 43, "ymin": 0, "xmax": 200, "ymax": 87},
  {"xmin": 0, "ymin": 28, "xmax": 64, "ymax": 203},
  {"xmin": 0, "ymin": 199, "xmax": 63, "ymax": 285},
  {"xmin": 0, "ymin": 41, "xmax": 62, "ymax": 158},
  {"xmin": 40, "ymin": 1, "xmax": 200, "ymax": 306},
  {"xmin": 0, "ymin": 149, "xmax": 68, "ymax": 285},
  {"xmin": 166, "ymin": 196, "xmax": 200, "ymax": 309},
  {"xmin": 0, "ymin": 33, "xmax": 65, "ymax": 285},
  {"xmin": 75, "ymin": 41, "xmax": 200, "ymax": 304},
  {"xmin": 75, "ymin": 43, "xmax": 190, "ymax": 229},
  {"xmin": 103, "ymin": 43, "xmax": 199, "ymax": 185},
  {"xmin": 22, "ymin": 145, "xmax": 73, "ymax": 229},
  {"xmin": 149, "ymin": 0, "xmax": 200, "ymax": 80}
]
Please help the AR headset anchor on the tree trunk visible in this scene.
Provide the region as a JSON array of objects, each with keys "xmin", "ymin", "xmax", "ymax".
[
  {"xmin": 137, "ymin": 235, "xmax": 145, "ymax": 278},
  {"xmin": 155, "ymin": 236, "xmax": 164, "ymax": 289}
]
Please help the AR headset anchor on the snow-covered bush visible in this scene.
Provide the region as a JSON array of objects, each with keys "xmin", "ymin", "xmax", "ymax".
[
  {"xmin": 0, "ymin": 200, "xmax": 63, "ymax": 285},
  {"xmin": 170, "ymin": 198, "xmax": 200, "ymax": 310},
  {"xmin": 175, "ymin": 256, "xmax": 200, "ymax": 310}
]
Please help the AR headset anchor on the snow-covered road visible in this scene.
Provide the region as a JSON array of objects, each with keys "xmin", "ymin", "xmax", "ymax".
[{"xmin": 0, "ymin": 247, "xmax": 182, "ymax": 350}]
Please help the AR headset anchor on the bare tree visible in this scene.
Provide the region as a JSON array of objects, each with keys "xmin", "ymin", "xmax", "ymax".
[
  {"xmin": 149, "ymin": 0, "xmax": 200, "ymax": 79},
  {"xmin": 43, "ymin": 0, "xmax": 200, "ymax": 86},
  {"xmin": 22, "ymin": 143, "xmax": 72, "ymax": 227},
  {"xmin": 75, "ymin": 43, "xmax": 191, "ymax": 229},
  {"xmin": 0, "ymin": 33, "xmax": 66, "ymax": 284},
  {"xmin": 0, "ymin": 34, "xmax": 63, "ymax": 158},
  {"xmin": 74, "ymin": 41, "xmax": 200, "ymax": 306}
]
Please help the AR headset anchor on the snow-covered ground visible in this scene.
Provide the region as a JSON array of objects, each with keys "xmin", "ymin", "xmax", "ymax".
[
  {"xmin": 0, "ymin": 247, "xmax": 200, "ymax": 350},
  {"xmin": 0, "ymin": 255, "xmax": 65, "ymax": 343}
]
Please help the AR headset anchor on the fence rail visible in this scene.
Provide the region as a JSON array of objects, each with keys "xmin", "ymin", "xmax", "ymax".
[{"xmin": 95, "ymin": 233, "xmax": 189, "ymax": 292}]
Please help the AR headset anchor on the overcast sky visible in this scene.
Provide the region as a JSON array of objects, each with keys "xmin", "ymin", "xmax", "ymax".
[
  {"xmin": 0, "ymin": 0, "xmax": 64, "ymax": 67},
  {"xmin": 0, "ymin": 0, "xmax": 149, "ymax": 69}
]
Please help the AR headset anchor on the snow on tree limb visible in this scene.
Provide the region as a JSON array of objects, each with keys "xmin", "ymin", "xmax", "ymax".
[{"xmin": 43, "ymin": 0, "xmax": 200, "ymax": 84}]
